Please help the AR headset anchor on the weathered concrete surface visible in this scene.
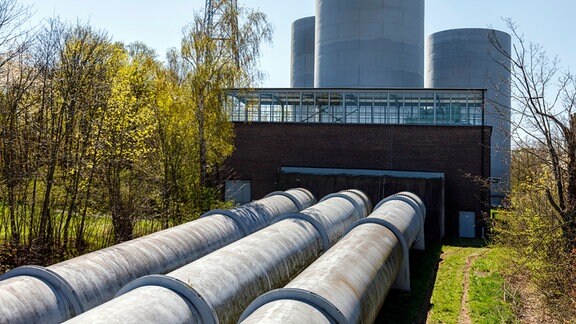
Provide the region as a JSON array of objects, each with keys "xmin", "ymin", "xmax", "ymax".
[
  {"xmin": 240, "ymin": 192, "xmax": 426, "ymax": 323},
  {"xmin": 427, "ymin": 28, "xmax": 512, "ymax": 205},
  {"xmin": 0, "ymin": 189, "xmax": 315, "ymax": 323},
  {"xmin": 315, "ymin": 0, "xmax": 424, "ymax": 87},
  {"xmin": 64, "ymin": 191, "xmax": 369, "ymax": 324},
  {"xmin": 291, "ymin": 16, "xmax": 316, "ymax": 88}
]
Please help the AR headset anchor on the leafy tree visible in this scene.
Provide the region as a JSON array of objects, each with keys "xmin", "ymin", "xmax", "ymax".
[
  {"xmin": 149, "ymin": 51, "xmax": 200, "ymax": 225},
  {"xmin": 32, "ymin": 22, "xmax": 115, "ymax": 252},
  {"xmin": 98, "ymin": 43, "xmax": 157, "ymax": 243},
  {"xmin": 0, "ymin": 49, "xmax": 37, "ymax": 244},
  {"xmin": 0, "ymin": 0, "xmax": 35, "ymax": 245},
  {"xmin": 179, "ymin": 0, "xmax": 272, "ymax": 193},
  {"xmin": 0, "ymin": 0, "xmax": 273, "ymax": 267}
]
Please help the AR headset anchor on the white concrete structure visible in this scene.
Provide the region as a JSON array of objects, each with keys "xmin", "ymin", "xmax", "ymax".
[
  {"xmin": 314, "ymin": 0, "xmax": 424, "ymax": 88},
  {"xmin": 290, "ymin": 16, "xmax": 315, "ymax": 88},
  {"xmin": 426, "ymin": 28, "xmax": 512, "ymax": 205}
]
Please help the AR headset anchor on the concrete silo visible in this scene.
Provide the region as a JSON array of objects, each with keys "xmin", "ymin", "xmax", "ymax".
[
  {"xmin": 290, "ymin": 16, "xmax": 316, "ymax": 88},
  {"xmin": 426, "ymin": 28, "xmax": 512, "ymax": 205},
  {"xmin": 314, "ymin": 0, "xmax": 425, "ymax": 88}
]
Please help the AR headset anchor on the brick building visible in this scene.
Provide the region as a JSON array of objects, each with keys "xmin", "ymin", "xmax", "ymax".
[{"xmin": 224, "ymin": 88, "xmax": 491, "ymax": 240}]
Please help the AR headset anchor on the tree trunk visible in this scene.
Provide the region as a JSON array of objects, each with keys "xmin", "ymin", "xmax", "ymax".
[
  {"xmin": 563, "ymin": 114, "xmax": 576, "ymax": 249},
  {"xmin": 109, "ymin": 164, "xmax": 133, "ymax": 243},
  {"xmin": 198, "ymin": 98, "xmax": 207, "ymax": 188}
]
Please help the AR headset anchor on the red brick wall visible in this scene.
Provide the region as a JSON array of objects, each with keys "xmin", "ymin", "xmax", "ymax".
[{"xmin": 226, "ymin": 122, "xmax": 491, "ymax": 237}]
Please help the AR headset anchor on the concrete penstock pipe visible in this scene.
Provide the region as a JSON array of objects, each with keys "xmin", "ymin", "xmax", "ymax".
[
  {"xmin": 0, "ymin": 188, "xmax": 315, "ymax": 324},
  {"xmin": 239, "ymin": 192, "xmax": 426, "ymax": 324},
  {"xmin": 64, "ymin": 190, "xmax": 371, "ymax": 324}
]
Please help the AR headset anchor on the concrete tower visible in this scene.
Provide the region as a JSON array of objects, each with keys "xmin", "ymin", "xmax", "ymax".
[
  {"xmin": 426, "ymin": 28, "xmax": 512, "ymax": 205},
  {"xmin": 290, "ymin": 16, "xmax": 316, "ymax": 88},
  {"xmin": 314, "ymin": 0, "xmax": 425, "ymax": 88}
]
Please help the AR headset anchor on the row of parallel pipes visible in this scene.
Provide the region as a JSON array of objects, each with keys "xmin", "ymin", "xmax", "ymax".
[
  {"xmin": 64, "ymin": 190, "xmax": 371, "ymax": 323},
  {"xmin": 240, "ymin": 192, "xmax": 426, "ymax": 324},
  {"xmin": 0, "ymin": 188, "xmax": 316, "ymax": 324}
]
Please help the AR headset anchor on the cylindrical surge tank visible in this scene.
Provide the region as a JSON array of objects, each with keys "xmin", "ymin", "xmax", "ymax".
[
  {"xmin": 240, "ymin": 192, "xmax": 426, "ymax": 323},
  {"xmin": 64, "ymin": 190, "xmax": 370, "ymax": 324},
  {"xmin": 426, "ymin": 28, "xmax": 512, "ymax": 205},
  {"xmin": 290, "ymin": 16, "xmax": 315, "ymax": 88},
  {"xmin": 0, "ymin": 188, "xmax": 315, "ymax": 324},
  {"xmin": 314, "ymin": 0, "xmax": 425, "ymax": 88}
]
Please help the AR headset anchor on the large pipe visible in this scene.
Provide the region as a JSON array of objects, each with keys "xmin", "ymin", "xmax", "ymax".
[
  {"xmin": 64, "ymin": 190, "xmax": 371, "ymax": 324},
  {"xmin": 240, "ymin": 192, "xmax": 426, "ymax": 324},
  {"xmin": 0, "ymin": 188, "xmax": 315, "ymax": 324}
]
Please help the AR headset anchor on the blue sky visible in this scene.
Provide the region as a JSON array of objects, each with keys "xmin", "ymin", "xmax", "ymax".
[{"xmin": 18, "ymin": 0, "xmax": 576, "ymax": 87}]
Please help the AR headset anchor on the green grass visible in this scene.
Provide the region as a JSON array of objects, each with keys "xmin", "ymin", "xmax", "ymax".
[
  {"xmin": 427, "ymin": 245, "xmax": 477, "ymax": 323},
  {"xmin": 0, "ymin": 205, "xmax": 174, "ymax": 265},
  {"xmin": 468, "ymin": 248, "xmax": 516, "ymax": 323},
  {"xmin": 427, "ymin": 240, "xmax": 517, "ymax": 324}
]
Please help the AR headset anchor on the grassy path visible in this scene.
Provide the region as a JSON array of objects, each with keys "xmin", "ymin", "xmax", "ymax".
[{"xmin": 426, "ymin": 241, "xmax": 515, "ymax": 324}]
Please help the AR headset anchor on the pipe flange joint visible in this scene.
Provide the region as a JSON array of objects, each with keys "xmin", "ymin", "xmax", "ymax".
[
  {"xmin": 116, "ymin": 274, "xmax": 217, "ymax": 324},
  {"xmin": 339, "ymin": 189, "xmax": 373, "ymax": 214},
  {"xmin": 396, "ymin": 192, "xmax": 426, "ymax": 219},
  {"xmin": 238, "ymin": 288, "xmax": 348, "ymax": 324},
  {"xmin": 0, "ymin": 265, "xmax": 84, "ymax": 315},
  {"xmin": 347, "ymin": 217, "xmax": 411, "ymax": 291},
  {"xmin": 272, "ymin": 213, "xmax": 331, "ymax": 252},
  {"xmin": 287, "ymin": 188, "xmax": 317, "ymax": 205},
  {"xmin": 375, "ymin": 194, "xmax": 425, "ymax": 228},
  {"xmin": 265, "ymin": 191, "xmax": 304, "ymax": 211},
  {"xmin": 348, "ymin": 218, "xmax": 409, "ymax": 259},
  {"xmin": 201, "ymin": 209, "xmax": 250, "ymax": 236},
  {"xmin": 320, "ymin": 192, "xmax": 366, "ymax": 218}
]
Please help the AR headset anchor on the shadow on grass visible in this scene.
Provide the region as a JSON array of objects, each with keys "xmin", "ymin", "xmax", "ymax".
[
  {"xmin": 442, "ymin": 237, "xmax": 488, "ymax": 248},
  {"xmin": 375, "ymin": 238, "xmax": 488, "ymax": 323}
]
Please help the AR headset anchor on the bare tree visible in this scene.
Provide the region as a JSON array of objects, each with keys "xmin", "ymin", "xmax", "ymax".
[
  {"xmin": 0, "ymin": 0, "xmax": 34, "ymax": 245},
  {"xmin": 492, "ymin": 19, "xmax": 576, "ymax": 249},
  {"xmin": 0, "ymin": 0, "xmax": 31, "ymax": 69}
]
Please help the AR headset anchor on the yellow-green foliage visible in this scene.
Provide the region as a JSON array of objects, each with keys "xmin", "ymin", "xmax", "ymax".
[
  {"xmin": 100, "ymin": 45, "xmax": 155, "ymax": 164},
  {"xmin": 496, "ymin": 169, "xmax": 563, "ymax": 256},
  {"xmin": 493, "ymin": 167, "xmax": 576, "ymax": 319},
  {"xmin": 0, "ymin": 2, "xmax": 271, "ymax": 268}
]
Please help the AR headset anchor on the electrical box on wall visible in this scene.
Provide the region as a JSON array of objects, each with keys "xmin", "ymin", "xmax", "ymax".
[{"xmin": 459, "ymin": 211, "xmax": 476, "ymax": 238}]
